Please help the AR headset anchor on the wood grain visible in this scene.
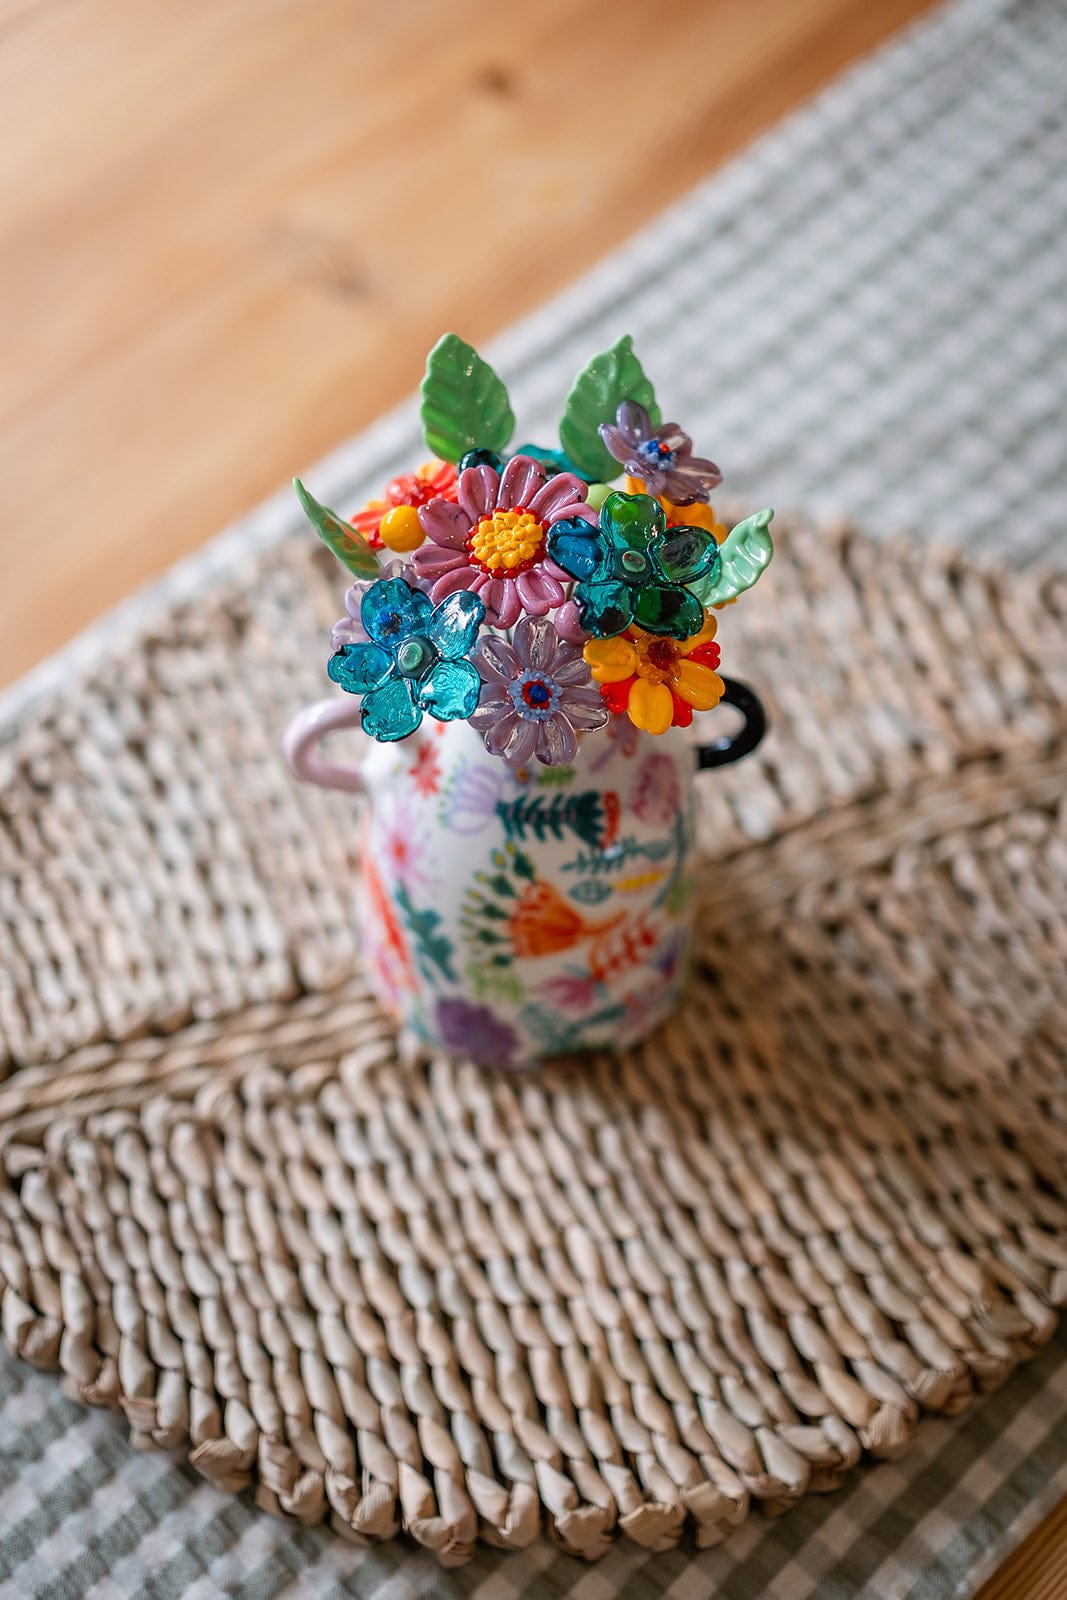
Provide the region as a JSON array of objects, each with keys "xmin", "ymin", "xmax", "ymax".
[
  {"xmin": 2, "ymin": 0, "xmax": 936, "ymax": 686},
  {"xmin": 976, "ymin": 1495, "xmax": 1067, "ymax": 1600}
]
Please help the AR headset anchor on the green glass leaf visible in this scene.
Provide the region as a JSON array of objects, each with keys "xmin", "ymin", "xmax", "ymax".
[
  {"xmin": 294, "ymin": 478, "xmax": 379, "ymax": 579},
  {"xmin": 692, "ymin": 508, "xmax": 775, "ymax": 607},
  {"xmin": 420, "ymin": 334, "xmax": 515, "ymax": 463},
  {"xmin": 558, "ymin": 334, "xmax": 662, "ymax": 483}
]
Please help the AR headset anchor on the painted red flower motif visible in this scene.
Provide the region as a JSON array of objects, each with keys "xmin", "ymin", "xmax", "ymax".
[{"xmin": 410, "ymin": 740, "xmax": 442, "ymax": 797}]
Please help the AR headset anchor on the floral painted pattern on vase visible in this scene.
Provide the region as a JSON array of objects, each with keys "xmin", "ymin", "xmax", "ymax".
[{"xmin": 355, "ymin": 718, "xmax": 698, "ymax": 1067}]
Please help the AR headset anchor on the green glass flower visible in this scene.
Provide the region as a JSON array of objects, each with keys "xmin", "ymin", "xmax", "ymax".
[
  {"xmin": 547, "ymin": 492, "xmax": 721, "ymax": 640},
  {"xmin": 327, "ymin": 576, "xmax": 483, "ymax": 740}
]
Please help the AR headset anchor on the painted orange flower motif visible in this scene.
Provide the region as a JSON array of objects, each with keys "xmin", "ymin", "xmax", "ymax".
[
  {"xmin": 584, "ymin": 613, "xmax": 725, "ymax": 734},
  {"xmin": 507, "ymin": 878, "xmax": 622, "ymax": 958},
  {"xmin": 350, "ymin": 460, "xmax": 458, "ymax": 552}
]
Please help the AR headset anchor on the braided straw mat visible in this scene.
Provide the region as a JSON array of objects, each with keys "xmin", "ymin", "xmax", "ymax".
[{"xmin": 1, "ymin": 512, "xmax": 1065, "ymax": 1567}]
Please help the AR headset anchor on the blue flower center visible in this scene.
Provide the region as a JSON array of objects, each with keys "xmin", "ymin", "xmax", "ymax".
[
  {"xmin": 509, "ymin": 670, "xmax": 560, "ymax": 722},
  {"xmin": 638, "ymin": 438, "xmax": 673, "ymax": 469}
]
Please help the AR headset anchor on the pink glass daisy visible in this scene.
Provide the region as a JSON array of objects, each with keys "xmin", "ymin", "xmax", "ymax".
[{"xmin": 412, "ymin": 454, "xmax": 593, "ymax": 629}]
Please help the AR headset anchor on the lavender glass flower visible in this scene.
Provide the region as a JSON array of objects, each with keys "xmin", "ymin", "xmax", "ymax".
[
  {"xmin": 470, "ymin": 615, "xmax": 609, "ymax": 768},
  {"xmin": 598, "ymin": 400, "xmax": 722, "ymax": 506}
]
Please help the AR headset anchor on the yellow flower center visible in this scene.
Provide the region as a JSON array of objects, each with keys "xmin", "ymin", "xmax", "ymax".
[{"xmin": 468, "ymin": 507, "xmax": 545, "ymax": 574}]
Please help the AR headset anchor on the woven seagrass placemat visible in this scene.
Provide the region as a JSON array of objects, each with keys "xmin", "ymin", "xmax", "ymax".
[{"xmin": 1, "ymin": 508, "xmax": 1064, "ymax": 1565}]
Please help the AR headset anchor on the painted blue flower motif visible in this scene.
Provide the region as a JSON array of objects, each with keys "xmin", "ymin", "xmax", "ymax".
[
  {"xmin": 328, "ymin": 576, "xmax": 483, "ymax": 741},
  {"xmin": 547, "ymin": 490, "xmax": 721, "ymax": 640}
]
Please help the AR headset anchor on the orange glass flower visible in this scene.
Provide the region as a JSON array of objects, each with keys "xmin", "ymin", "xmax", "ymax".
[
  {"xmin": 350, "ymin": 460, "xmax": 458, "ymax": 551},
  {"xmin": 584, "ymin": 613, "xmax": 725, "ymax": 734}
]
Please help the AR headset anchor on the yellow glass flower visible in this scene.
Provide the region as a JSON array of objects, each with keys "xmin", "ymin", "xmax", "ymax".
[{"xmin": 584, "ymin": 613, "xmax": 725, "ymax": 734}]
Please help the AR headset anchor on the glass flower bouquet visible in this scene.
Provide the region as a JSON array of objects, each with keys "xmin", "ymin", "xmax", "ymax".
[
  {"xmin": 296, "ymin": 333, "xmax": 774, "ymax": 767},
  {"xmin": 284, "ymin": 335, "xmax": 775, "ymax": 1066}
]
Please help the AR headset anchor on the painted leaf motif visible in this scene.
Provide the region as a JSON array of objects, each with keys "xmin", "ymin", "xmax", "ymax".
[
  {"xmin": 692, "ymin": 508, "xmax": 775, "ymax": 606},
  {"xmin": 394, "ymin": 883, "xmax": 456, "ymax": 981},
  {"xmin": 568, "ymin": 878, "xmax": 614, "ymax": 905},
  {"xmin": 294, "ymin": 478, "xmax": 379, "ymax": 579},
  {"xmin": 558, "ymin": 335, "xmax": 662, "ymax": 483},
  {"xmin": 496, "ymin": 791, "xmax": 607, "ymax": 850},
  {"xmin": 420, "ymin": 333, "xmax": 515, "ymax": 463}
]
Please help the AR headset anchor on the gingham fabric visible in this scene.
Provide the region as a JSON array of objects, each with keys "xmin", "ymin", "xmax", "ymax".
[{"xmin": 3, "ymin": 0, "xmax": 1066, "ymax": 1593}]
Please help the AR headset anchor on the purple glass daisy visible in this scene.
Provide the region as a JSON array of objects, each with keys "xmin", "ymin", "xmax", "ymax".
[
  {"xmin": 469, "ymin": 615, "xmax": 608, "ymax": 768},
  {"xmin": 412, "ymin": 454, "xmax": 594, "ymax": 630},
  {"xmin": 598, "ymin": 400, "xmax": 722, "ymax": 506}
]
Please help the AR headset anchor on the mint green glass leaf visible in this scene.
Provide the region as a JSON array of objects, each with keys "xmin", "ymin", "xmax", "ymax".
[
  {"xmin": 558, "ymin": 335, "xmax": 662, "ymax": 483},
  {"xmin": 692, "ymin": 508, "xmax": 775, "ymax": 606},
  {"xmin": 294, "ymin": 478, "xmax": 379, "ymax": 579},
  {"xmin": 420, "ymin": 334, "xmax": 515, "ymax": 463}
]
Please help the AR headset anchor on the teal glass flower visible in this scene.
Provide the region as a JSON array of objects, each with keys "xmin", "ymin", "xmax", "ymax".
[
  {"xmin": 328, "ymin": 576, "xmax": 483, "ymax": 740},
  {"xmin": 547, "ymin": 491, "xmax": 721, "ymax": 640}
]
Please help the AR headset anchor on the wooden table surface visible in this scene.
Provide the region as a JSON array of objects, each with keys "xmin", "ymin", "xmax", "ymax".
[
  {"xmin": 2, "ymin": 0, "xmax": 938, "ymax": 689},
  {"xmin": 3, "ymin": 2, "xmax": 1064, "ymax": 1593}
]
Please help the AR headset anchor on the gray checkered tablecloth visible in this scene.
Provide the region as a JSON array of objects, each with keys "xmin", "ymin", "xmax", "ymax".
[{"xmin": 3, "ymin": 0, "xmax": 1066, "ymax": 1594}]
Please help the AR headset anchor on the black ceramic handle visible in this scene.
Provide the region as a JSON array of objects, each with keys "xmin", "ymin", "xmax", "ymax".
[{"xmin": 694, "ymin": 677, "xmax": 767, "ymax": 770}]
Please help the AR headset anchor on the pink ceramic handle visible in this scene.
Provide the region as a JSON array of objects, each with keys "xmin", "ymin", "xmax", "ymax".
[{"xmin": 283, "ymin": 697, "xmax": 367, "ymax": 795}]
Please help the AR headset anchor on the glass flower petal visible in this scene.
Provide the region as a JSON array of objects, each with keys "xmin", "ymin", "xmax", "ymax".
[
  {"xmin": 576, "ymin": 580, "xmax": 635, "ymax": 639},
  {"xmin": 475, "ymin": 635, "xmax": 520, "ymax": 683},
  {"xmin": 418, "ymin": 658, "xmax": 481, "ymax": 721},
  {"xmin": 327, "ymin": 641, "xmax": 393, "ymax": 693},
  {"xmin": 546, "ymin": 518, "xmax": 603, "ymax": 582},
  {"xmin": 361, "ymin": 577, "xmax": 432, "ymax": 646},
  {"xmin": 426, "ymin": 589, "xmax": 484, "ymax": 659},
  {"xmin": 600, "ymin": 491, "xmax": 664, "ymax": 550},
  {"xmin": 673, "ymin": 658, "xmax": 725, "ymax": 710},
  {"xmin": 361, "ymin": 675, "xmax": 422, "ymax": 741},
  {"xmin": 627, "ymin": 678, "xmax": 674, "ymax": 735},
  {"xmin": 536, "ymin": 717, "xmax": 579, "ymax": 765},
  {"xmin": 657, "ymin": 526, "xmax": 721, "ymax": 585},
  {"xmin": 632, "ymin": 584, "xmax": 704, "ymax": 640}
]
